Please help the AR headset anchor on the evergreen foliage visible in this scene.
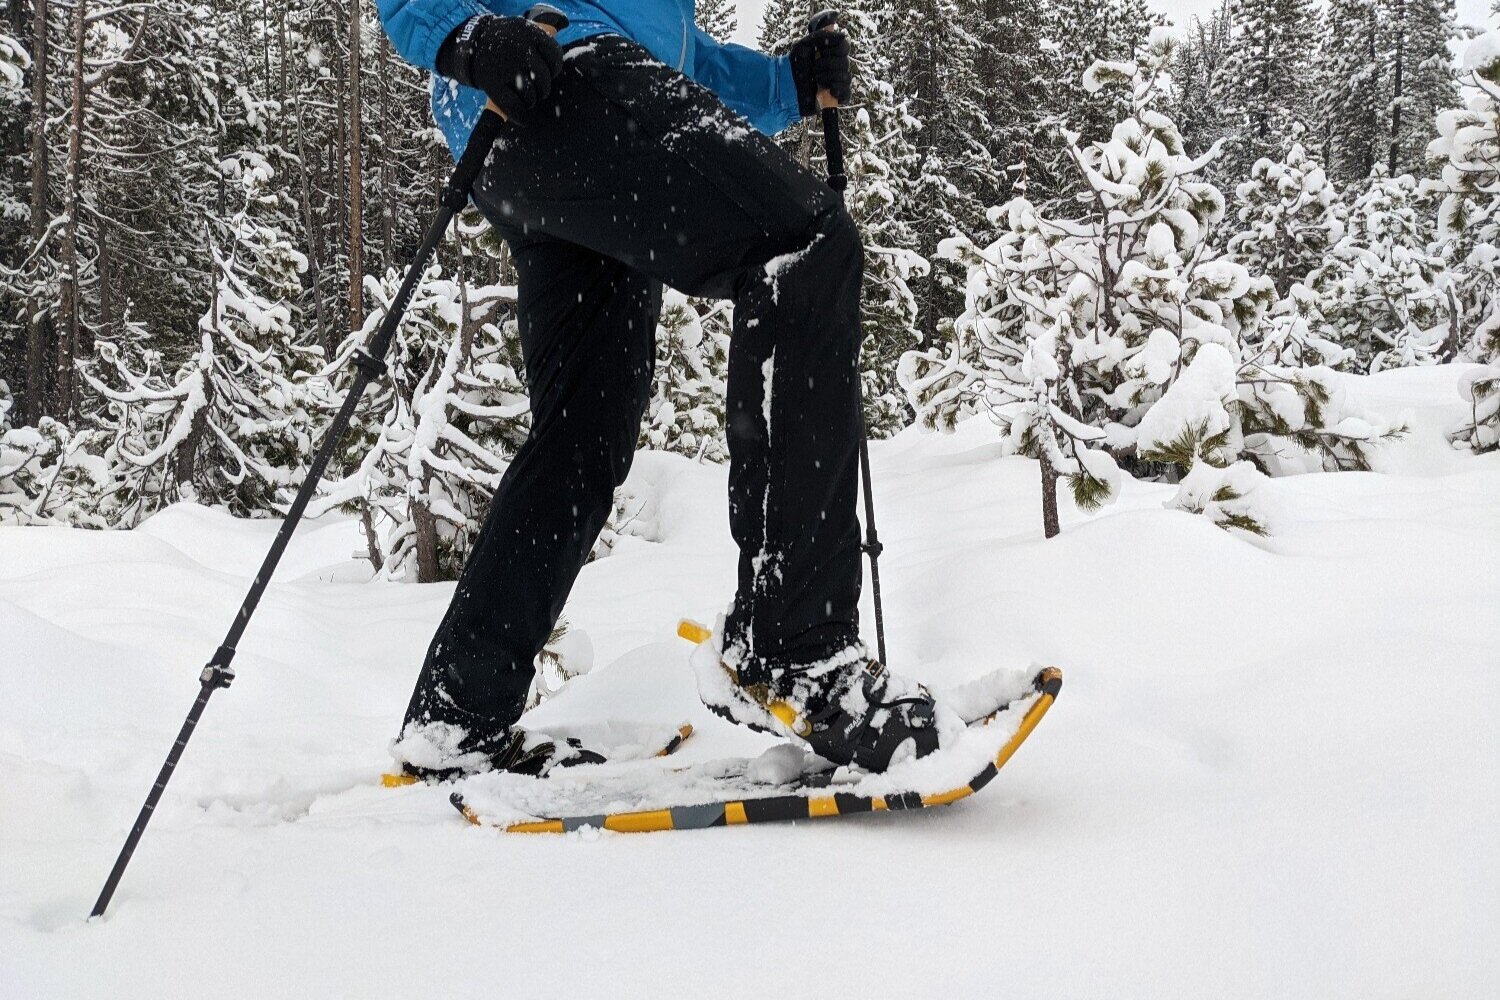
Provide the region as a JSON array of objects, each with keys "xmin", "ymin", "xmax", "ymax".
[
  {"xmin": 312, "ymin": 266, "xmax": 529, "ymax": 581},
  {"xmin": 1228, "ymin": 142, "xmax": 1345, "ymax": 297},
  {"xmin": 1171, "ymin": 2, "xmax": 1235, "ymax": 174},
  {"xmin": 900, "ymin": 33, "xmax": 1401, "ymax": 535},
  {"xmin": 0, "ymin": 0, "xmax": 1481, "ymax": 529},
  {"xmin": 77, "ymin": 154, "xmax": 323, "ymax": 525},
  {"xmin": 1426, "ymin": 31, "xmax": 1500, "ymax": 450},
  {"xmin": 1213, "ymin": 0, "xmax": 1320, "ymax": 183},
  {"xmin": 1307, "ymin": 165, "xmax": 1448, "ymax": 370},
  {"xmin": 695, "ymin": 0, "xmax": 738, "ymax": 42},
  {"xmin": 642, "ymin": 292, "xmax": 731, "ymax": 462},
  {"xmin": 1317, "ymin": 0, "xmax": 1385, "ymax": 187}
]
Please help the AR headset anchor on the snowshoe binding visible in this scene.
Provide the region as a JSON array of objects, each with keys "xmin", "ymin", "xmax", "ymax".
[
  {"xmin": 692, "ymin": 630, "xmax": 961, "ymax": 773},
  {"xmin": 390, "ymin": 720, "xmax": 606, "ymax": 784}
]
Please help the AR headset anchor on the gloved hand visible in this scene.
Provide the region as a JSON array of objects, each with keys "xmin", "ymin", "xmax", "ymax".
[
  {"xmin": 436, "ymin": 14, "xmax": 565, "ymax": 126},
  {"xmin": 789, "ymin": 27, "xmax": 853, "ymax": 118}
]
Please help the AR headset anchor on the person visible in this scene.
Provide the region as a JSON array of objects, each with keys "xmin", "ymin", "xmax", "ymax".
[{"xmin": 377, "ymin": 1, "xmax": 956, "ymax": 780}]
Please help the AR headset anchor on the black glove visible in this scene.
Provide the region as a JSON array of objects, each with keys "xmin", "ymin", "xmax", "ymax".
[
  {"xmin": 789, "ymin": 28, "xmax": 853, "ymax": 118},
  {"xmin": 436, "ymin": 14, "xmax": 564, "ymax": 126}
]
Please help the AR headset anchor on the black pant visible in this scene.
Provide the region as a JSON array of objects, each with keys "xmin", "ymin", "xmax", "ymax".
[{"xmin": 405, "ymin": 36, "xmax": 865, "ymax": 733}]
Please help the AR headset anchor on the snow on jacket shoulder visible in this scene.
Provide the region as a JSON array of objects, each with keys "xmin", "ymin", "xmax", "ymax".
[{"xmin": 375, "ymin": 0, "xmax": 803, "ymax": 156}]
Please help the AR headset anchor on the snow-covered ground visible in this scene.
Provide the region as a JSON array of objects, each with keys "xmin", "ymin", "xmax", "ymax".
[{"xmin": 3, "ymin": 365, "xmax": 1497, "ymax": 998}]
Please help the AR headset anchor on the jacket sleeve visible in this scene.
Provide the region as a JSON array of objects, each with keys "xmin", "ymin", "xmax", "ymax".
[
  {"xmin": 689, "ymin": 28, "xmax": 803, "ymax": 136},
  {"xmin": 377, "ymin": 0, "xmax": 490, "ymax": 72}
]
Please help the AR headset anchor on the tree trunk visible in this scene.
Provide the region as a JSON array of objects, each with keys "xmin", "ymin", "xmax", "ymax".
[
  {"xmin": 25, "ymin": 0, "xmax": 51, "ymax": 424},
  {"xmin": 411, "ymin": 473, "xmax": 439, "ymax": 583},
  {"xmin": 359, "ymin": 500, "xmax": 383, "ymax": 571},
  {"xmin": 296, "ymin": 113, "xmax": 329, "ymax": 348},
  {"xmin": 377, "ymin": 31, "xmax": 394, "ymax": 266},
  {"xmin": 348, "ymin": 0, "xmax": 364, "ymax": 331},
  {"xmin": 1040, "ymin": 449, "xmax": 1061, "ymax": 539},
  {"xmin": 1389, "ymin": 2, "xmax": 1405, "ymax": 174},
  {"xmin": 56, "ymin": 0, "xmax": 86, "ymax": 422}
]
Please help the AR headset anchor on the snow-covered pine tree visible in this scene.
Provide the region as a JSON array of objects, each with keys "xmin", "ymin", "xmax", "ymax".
[
  {"xmin": 695, "ymin": 0, "xmax": 738, "ymax": 42},
  {"xmin": 1306, "ymin": 165, "xmax": 1447, "ymax": 369},
  {"xmin": 78, "ymin": 153, "xmax": 322, "ymax": 525},
  {"xmin": 842, "ymin": 4, "xmax": 928, "ymax": 434},
  {"xmin": 964, "ymin": 0, "xmax": 1050, "ymax": 207},
  {"xmin": 0, "ymin": 377, "xmax": 109, "ymax": 526},
  {"xmin": 1317, "ymin": 0, "xmax": 1385, "ymax": 188},
  {"xmin": 0, "ymin": 26, "xmax": 30, "ymax": 405},
  {"xmin": 2, "ymin": 0, "xmax": 225, "ymax": 426},
  {"xmin": 314, "ymin": 267, "xmax": 529, "ymax": 581},
  {"xmin": 904, "ymin": 33, "xmax": 1261, "ymax": 526},
  {"xmin": 0, "ymin": 25, "xmax": 26, "ymax": 89},
  {"xmin": 1381, "ymin": 0, "xmax": 1459, "ymax": 178},
  {"xmin": 902, "ymin": 32, "xmax": 1400, "ymax": 534},
  {"xmin": 1455, "ymin": 363, "xmax": 1500, "ymax": 452},
  {"xmin": 1171, "ymin": 2, "xmax": 1235, "ymax": 170},
  {"xmin": 1228, "ymin": 142, "xmax": 1346, "ymax": 297},
  {"xmin": 891, "ymin": 0, "xmax": 999, "ymax": 344},
  {"xmin": 1037, "ymin": 0, "xmax": 1165, "ymax": 192},
  {"xmin": 642, "ymin": 291, "xmax": 731, "ymax": 462},
  {"xmin": 1426, "ymin": 31, "xmax": 1500, "ymax": 451},
  {"xmin": 1213, "ymin": 0, "xmax": 1320, "ymax": 187}
]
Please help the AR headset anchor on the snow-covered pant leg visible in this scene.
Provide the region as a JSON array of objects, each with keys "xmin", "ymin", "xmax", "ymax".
[
  {"xmin": 404, "ymin": 236, "xmax": 659, "ymax": 731},
  {"xmin": 719, "ymin": 207, "xmax": 866, "ymax": 669},
  {"xmin": 407, "ymin": 34, "xmax": 864, "ymax": 730}
]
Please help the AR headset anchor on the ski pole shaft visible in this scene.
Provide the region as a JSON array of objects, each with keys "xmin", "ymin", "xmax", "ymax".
[
  {"xmin": 90, "ymin": 8, "xmax": 566, "ymax": 921},
  {"xmin": 807, "ymin": 10, "xmax": 886, "ymax": 664}
]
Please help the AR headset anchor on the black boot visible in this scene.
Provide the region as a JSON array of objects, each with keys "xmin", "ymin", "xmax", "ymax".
[
  {"xmin": 693, "ymin": 637, "xmax": 961, "ymax": 773},
  {"xmin": 392, "ymin": 716, "xmax": 606, "ymax": 782}
]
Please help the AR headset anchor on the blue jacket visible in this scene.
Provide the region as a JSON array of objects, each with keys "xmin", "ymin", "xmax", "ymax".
[{"xmin": 375, "ymin": 0, "xmax": 803, "ymax": 157}]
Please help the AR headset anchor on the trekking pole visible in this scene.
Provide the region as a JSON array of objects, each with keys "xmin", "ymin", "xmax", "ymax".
[
  {"xmin": 88, "ymin": 5, "xmax": 569, "ymax": 921},
  {"xmin": 808, "ymin": 9, "xmax": 887, "ymax": 665}
]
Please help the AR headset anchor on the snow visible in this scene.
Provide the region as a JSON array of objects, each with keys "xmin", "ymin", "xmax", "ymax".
[
  {"xmin": 1463, "ymin": 30, "xmax": 1500, "ymax": 77},
  {"xmin": 1135, "ymin": 342, "xmax": 1237, "ymax": 455},
  {"xmin": 2, "ymin": 367, "xmax": 1498, "ymax": 997}
]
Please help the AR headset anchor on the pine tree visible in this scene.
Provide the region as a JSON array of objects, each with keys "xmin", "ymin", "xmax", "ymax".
[
  {"xmin": 642, "ymin": 291, "xmax": 731, "ymax": 461},
  {"xmin": 314, "ymin": 266, "xmax": 530, "ymax": 581},
  {"xmin": 1425, "ymin": 31, "xmax": 1500, "ymax": 451},
  {"xmin": 1038, "ymin": 0, "xmax": 1166, "ymax": 187},
  {"xmin": 842, "ymin": 1, "xmax": 929, "ymax": 433},
  {"xmin": 759, "ymin": 0, "xmax": 927, "ymax": 435},
  {"xmin": 902, "ymin": 33, "xmax": 1400, "ymax": 534},
  {"xmin": 965, "ymin": 0, "xmax": 1050, "ymax": 204},
  {"xmin": 1381, "ymin": 0, "xmax": 1458, "ymax": 177},
  {"xmin": 0, "ymin": 376, "xmax": 107, "ymax": 525},
  {"xmin": 1307, "ymin": 165, "xmax": 1447, "ymax": 369},
  {"xmin": 1317, "ymin": 0, "xmax": 1385, "ymax": 188},
  {"xmin": 1172, "ymin": 2, "xmax": 1235, "ymax": 164},
  {"xmin": 696, "ymin": 0, "xmax": 738, "ymax": 42},
  {"xmin": 1214, "ymin": 0, "xmax": 1320, "ymax": 186},
  {"xmin": 78, "ymin": 154, "xmax": 322, "ymax": 524},
  {"xmin": 1228, "ymin": 142, "xmax": 1346, "ymax": 297},
  {"xmin": 895, "ymin": 0, "xmax": 999, "ymax": 345},
  {"xmin": 0, "ymin": 24, "xmax": 25, "ymax": 88}
]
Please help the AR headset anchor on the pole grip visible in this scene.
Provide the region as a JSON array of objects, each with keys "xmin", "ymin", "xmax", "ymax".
[
  {"xmin": 807, "ymin": 12, "xmax": 848, "ymax": 192},
  {"xmin": 443, "ymin": 12, "xmax": 564, "ymax": 209},
  {"xmin": 481, "ymin": 12, "xmax": 563, "ymax": 121}
]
